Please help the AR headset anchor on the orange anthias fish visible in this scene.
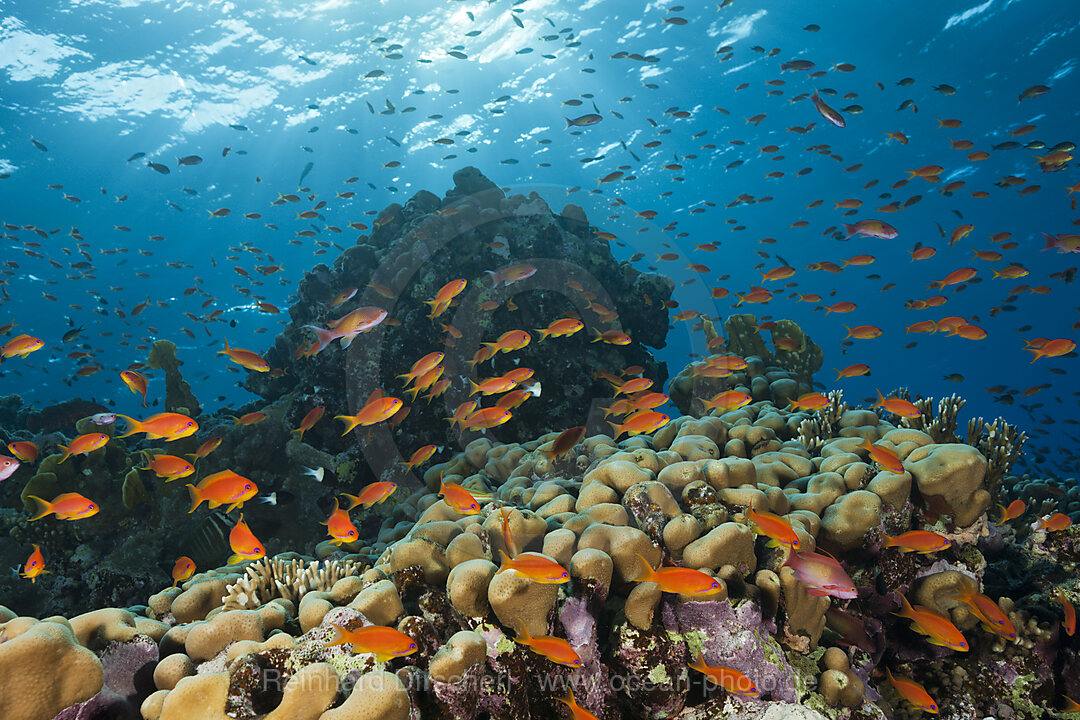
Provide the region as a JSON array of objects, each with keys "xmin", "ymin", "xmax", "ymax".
[
  {"xmin": 401, "ymin": 444, "xmax": 438, "ymax": 470},
  {"xmin": 322, "ymin": 498, "xmax": 359, "ymax": 546},
  {"xmin": 555, "ymin": 689, "xmax": 600, "ymax": 720},
  {"xmin": 117, "ymin": 413, "xmax": 199, "ymax": 441},
  {"xmin": 859, "ymin": 439, "xmax": 905, "ymax": 473},
  {"xmin": 688, "ymin": 654, "xmax": 759, "ymax": 696},
  {"xmin": 702, "ymin": 390, "xmax": 752, "ymax": 413},
  {"xmin": 610, "ymin": 410, "xmax": 670, "ymax": 439},
  {"xmin": 872, "ymin": 389, "xmax": 921, "ymax": 418},
  {"xmin": 881, "ymin": 530, "xmax": 951, "ymax": 554},
  {"xmin": 0, "ymin": 334, "xmax": 44, "ymax": 362},
  {"xmin": 1055, "ymin": 587, "xmax": 1076, "ymax": 636},
  {"xmin": 440, "ymin": 480, "xmax": 483, "ymax": 515},
  {"xmin": 790, "ymin": 392, "xmax": 830, "ymax": 411},
  {"xmin": 884, "ymin": 669, "xmax": 939, "ymax": 714},
  {"xmin": 947, "ymin": 580, "xmax": 1016, "ymax": 640},
  {"xmin": 217, "ymin": 339, "xmax": 269, "ymax": 372},
  {"xmin": 512, "ymin": 620, "xmax": 581, "ymax": 667},
  {"xmin": 497, "ymin": 550, "xmax": 570, "ymax": 584},
  {"xmin": 335, "ymin": 396, "xmax": 403, "ymax": 435},
  {"xmin": 324, "ymin": 623, "xmax": 417, "ymax": 662},
  {"xmin": 7, "ymin": 441, "xmax": 38, "ymax": 463},
  {"xmin": 120, "ymin": 370, "xmax": 149, "ymax": 406},
  {"xmin": 537, "ymin": 317, "xmax": 584, "ymax": 340},
  {"xmin": 141, "ymin": 453, "xmax": 195, "ymax": 482},
  {"xmin": 1035, "ymin": 512, "xmax": 1073, "ymax": 532},
  {"xmin": 462, "ymin": 407, "xmax": 512, "ymax": 431},
  {"xmin": 483, "ymin": 329, "xmax": 532, "ymax": 354},
  {"xmin": 342, "ymin": 482, "xmax": 398, "ymax": 510},
  {"xmin": 894, "ymin": 595, "xmax": 969, "ymax": 651},
  {"xmin": 190, "ymin": 436, "xmax": 222, "ymax": 462},
  {"xmin": 171, "ymin": 556, "xmax": 196, "ymax": 587},
  {"xmin": 397, "ymin": 352, "xmax": 444, "ymax": 386},
  {"xmin": 634, "ymin": 554, "xmax": 724, "ymax": 595},
  {"xmin": 27, "ymin": 492, "xmax": 99, "ymax": 521},
  {"xmin": 293, "ymin": 406, "xmax": 325, "ymax": 440},
  {"xmin": 232, "ymin": 412, "xmax": 267, "ymax": 426},
  {"xmin": 746, "ymin": 507, "xmax": 801, "ymax": 550},
  {"xmin": 994, "ymin": 499, "xmax": 1026, "ymax": 525},
  {"xmin": 20, "ymin": 544, "xmax": 47, "ymax": 583},
  {"xmin": 227, "ymin": 514, "xmax": 265, "ymax": 564},
  {"xmin": 57, "ymin": 433, "xmax": 109, "ymax": 463},
  {"xmin": 304, "ymin": 306, "xmax": 388, "ymax": 354},
  {"xmin": 187, "ymin": 470, "xmax": 258, "ymax": 513},
  {"xmin": 1028, "ymin": 338, "xmax": 1076, "ymax": 362}
]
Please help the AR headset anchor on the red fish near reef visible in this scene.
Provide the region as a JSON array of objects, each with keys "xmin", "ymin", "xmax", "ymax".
[
  {"xmin": 171, "ymin": 556, "xmax": 196, "ymax": 587},
  {"xmin": 304, "ymin": 306, "xmax": 387, "ymax": 354},
  {"xmin": 292, "ymin": 406, "xmax": 324, "ymax": 440},
  {"xmin": 487, "ymin": 263, "xmax": 537, "ymax": 286},
  {"xmin": 439, "ymin": 480, "xmax": 483, "ymax": 514},
  {"xmin": 26, "ymin": 492, "xmax": 99, "ymax": 521},
  {"xmin": 0, "ymin": 334, "xmax": 44, "ymax": 362},
  {"xmin": 342, "ymin": 482, "xmax": 397, "ymax": 510},
  {"xmin": 884, "ymin": 669, "xmax": 939, "ymax": 714},
  {"xmin": 117, "ymin": 413, "xmax": 199, "ymax": 442},
  {"xmin": 688, "ymin": 654, "xmax": 759, "ymax": 696},
  {"xmin": 633, "ymin": 553, "xmax": 724, "ymax": 596},
  {"xmin": 187, "ymin": 470, "xmax": 258, "ymax": 513},
  {"xmin": 894, "ymin": 595, "xmax": 968, "ymax": 651},
  {"xmin": 1055, "ymin": 588, "xmax": 1076, "ymax": 636},
  {"xmin": 782, "ymin": 550, "xmax": 857, "ymax": 598},
  {"xmin": 322, "ymin": 498, "xmax": 359, "ymax": 546},
  {"xmin": 20, "ymin": 544, "xmax": 47, "ymax": 583},
  {"xmin": 217, "ymin": 339, "xmax": 269, "ymax": 372},
  {"xmin": 497, "ymin": 550, "xmax": 570, "ymax": 584},
  {"xmin": 746, "ymin": 507, "xmax": 801, "ymax": 550},
  {"xmin": 511, "ymin": 620, "xmax": 581, "ymax": 667},
  {"xmin": 57, "ymin": 433, "xmax": 109, "ymax": 464},
  {"xmin": 227, "ymin": 514, "xmax": 265, "ymax": 564},
  {"xmin": 7, "ymin": 441, "xmax": 38, "ymax": 463},
  {"xmin": 335, "ymin": 396, "xmax": 403, "ymax": 435},
  {"xmin": 324, "ymin": 623, "xmax": 417, "ymax": 662},
  {"xmin": 881, "ymin": 531, "xmax": 950, "ymax": 554}
]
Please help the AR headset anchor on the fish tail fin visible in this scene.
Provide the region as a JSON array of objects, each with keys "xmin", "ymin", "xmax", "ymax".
[
  {"xmin": 336, "ymin": 415, "xmax": 361, "ymax": 436},
  {"xmin": 563, "ymin": 117, "xmax": 573, "ymax": 128},
  {"xmin": 303, "ymin": 325, "xmax": 336, "ymax": 354},
  {"xmin": 880, "ymin": 533, "xmax": 895, "ymax": 548},
  {"xmin": 186, "ymin": 484, "xmax": 203, "ymax": 513},
  {"xmin": 841, "ymin": 324, "xmax": 852, "ymax": 339},
  {"xmin": 633, "ymin": 553, "xmax": 655, "ymax": 583},
  {"xmin": 841, "ymin": 223, "xmax": 857, "ymax": 239},
  {"xmin": 497, "ymin": 549, "xmax": 512, "ymax": 573},
  {"xmin": 57, "ymin": 445, "xmax": 71, "ymax": 464},
  {"xmin": 115, "ymin": 414, "xmax": 140, "ymax": 439},
  {"xmin": 26, "ymin": 496, "xmax": 52, "ymax": 521},
  {"xmin": 608, "ymin": 419, "xmax": 624, "ymax": 440},
  {"xmin": 1041, "ymin": 232, "xmax": 1057, "ymax": 251},
  {"xmin": 893, "ymin": 595, "xmax": 915, "ymax": 619},
  {"xmin": 513, "ymin": 618, "xmax": 532, "ymax": 642},
  {"xmin": 874, "ymin": 388, "xmax": 885, "ymax": 406}
]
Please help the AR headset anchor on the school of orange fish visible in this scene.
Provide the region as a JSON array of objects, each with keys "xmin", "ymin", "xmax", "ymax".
[{"xmin": 2, "ymin": 2, "xmax": 1079, "ymax": 714}]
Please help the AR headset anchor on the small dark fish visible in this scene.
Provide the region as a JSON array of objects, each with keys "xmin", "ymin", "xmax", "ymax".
[
  {"xmin": 62, "ymin": 327, "xmax": 83, "ymax": 343},
  {"xmin": 565, "ymin": 113, "xmax": 602, "ymax": 127},
  {"xmin": 177, "ymin": 155, "xmax": 203, "ymax": 166},
  {"xmin": 167, "ymin": 200, "xmax": 183, "ymax": 211},
  {"xmin": 229, "ymin": 124, "xmax": 248, "ymax": 131},
  {"xmin": 222, "ymin": 146, "xmax": 231, "ymax": 157},
  {"xmin": 943, "ymin": 373, "xmax": 964, "ymax": 383},
  {"xmin": 299, "ymin": 55, "xmax": 317, "ymax": 65},
  {"xmin": 299, "ymin": 161, "xmax": 314, "ymax": 186},
  {"xmin": 386, "ymin": 135, "xmax": 401, "ymax": 147},
  {"xmin": 127, "ymin": 152, "xmax": 146, "ymax": 162},
  {"xmin": 147, "ymin": 161, "xmax": 171, "ymax": 174},
  {"xmin": 30, "ymin": 137, "xmax": 48, "ymax": 152}
]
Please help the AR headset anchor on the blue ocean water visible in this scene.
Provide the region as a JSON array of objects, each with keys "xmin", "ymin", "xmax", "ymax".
[{"xmin": 0, "ymin": 0, "xmax": 1077, "ymax": 473}]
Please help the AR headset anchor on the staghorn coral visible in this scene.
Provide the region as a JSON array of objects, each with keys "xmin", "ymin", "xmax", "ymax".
[{"xmin": 222, "ymin": 555, "xmax": 367, "ymax": 611}]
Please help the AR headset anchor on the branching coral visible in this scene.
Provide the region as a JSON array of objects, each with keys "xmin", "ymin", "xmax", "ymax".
[
  {"xmin": 796, "ymin": 390, "xmax": 846, "ymax": 454},
  {"xmin": 966, "ymin": 416, "xmax": 1028, "ymax": 501},
  {"xmin": 901, "ymin": 394, "xmax": 966, "ymax": 444},
  {"xmin": 222, "ymin": 556, "xmax": 366, "ymax": 611}
]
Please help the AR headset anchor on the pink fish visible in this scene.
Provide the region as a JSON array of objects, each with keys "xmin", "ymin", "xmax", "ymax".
[
  {"xmin": 810, "ymin": 90, "xmax": 845, "ymax": 128},
  {"xmin": 783, "ymin": 550, "xmax": 857, "ymax": 599},
  {"xmin": 0, "ymin": 455, "xmax": 20, "ymax": 482}
]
